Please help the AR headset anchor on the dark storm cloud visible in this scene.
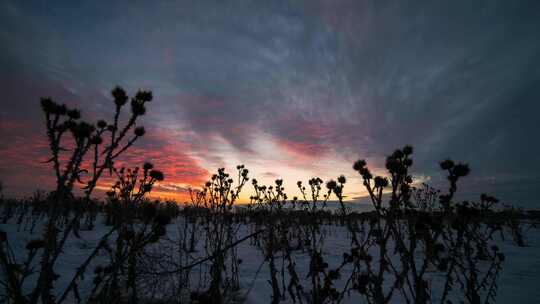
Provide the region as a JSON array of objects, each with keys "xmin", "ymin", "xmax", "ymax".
[{"xmin": 1, "ymin": 0, "xmax": 539, "ymax": 205}]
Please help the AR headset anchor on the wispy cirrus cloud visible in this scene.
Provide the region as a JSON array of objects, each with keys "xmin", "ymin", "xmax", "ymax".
[{"xmin": 1, "ymin": 0, "xmax": 540, "ymax": 206}]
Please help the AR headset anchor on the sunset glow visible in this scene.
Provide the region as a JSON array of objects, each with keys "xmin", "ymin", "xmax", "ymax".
[{"xmin": 1, "ymin": 1, "xmax": 539, "ymax": 207}]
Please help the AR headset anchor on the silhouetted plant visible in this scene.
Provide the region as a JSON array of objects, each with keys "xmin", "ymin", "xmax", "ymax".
[
  {"xmin": 0, "ymin": 122, "xmax": 532, "ymax": 304},
  {"xmin": 187, "ymin": 166, "xmax": 250, "ymax": 302},
  {"xmin": 0, "ymin": 87, "xmax": 156, "ymax": 304},
  {"xmin": 84, "ymin": 164, "xmax": 168, "ymax": 304}
]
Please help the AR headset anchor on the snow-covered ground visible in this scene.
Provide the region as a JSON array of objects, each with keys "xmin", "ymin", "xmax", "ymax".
[{"xmin": 1, "ymin": 216, "xmax": 539, "ymax": 303}]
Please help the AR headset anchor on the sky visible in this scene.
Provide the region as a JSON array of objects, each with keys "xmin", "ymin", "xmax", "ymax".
[{"xmin": 1, "ymin": 0, "xmax": 540, "ymax": 206}]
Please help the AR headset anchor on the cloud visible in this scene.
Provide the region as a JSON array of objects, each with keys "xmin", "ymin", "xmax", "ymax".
[
  {"xmin": 1, "ymin": 0, "xmax": 540, "ymax": 205},
  {"xmin": 0, "ymin": 119, "xmax": 52, "ymax": 195},
  {"xmin": 260, "ymin": 172, "xmax": 280, "ymax": 179}
]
